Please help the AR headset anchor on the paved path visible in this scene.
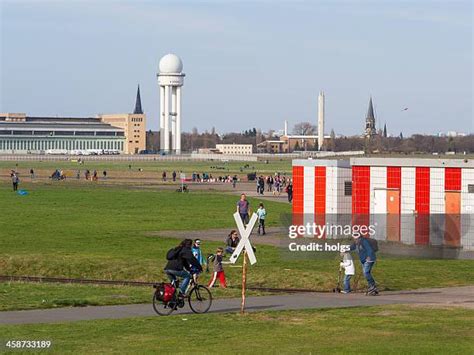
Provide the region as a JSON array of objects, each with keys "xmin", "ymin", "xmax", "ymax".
[
  {"xmin": 1, "ymin": 286, "xmax": 472, "ymax": 325},
  {"xmin": 147, "ymin": 227, "xmax": 285, "ymax": 246}
]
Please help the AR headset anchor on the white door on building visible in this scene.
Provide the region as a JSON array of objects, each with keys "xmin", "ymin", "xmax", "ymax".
[
  {"xmin": 374, "ymin": 189, "xmax": 387, "ymax": 214},
  {"xmin": 372, "ymin": 189, "xmax": 387, "ymax": 240}
]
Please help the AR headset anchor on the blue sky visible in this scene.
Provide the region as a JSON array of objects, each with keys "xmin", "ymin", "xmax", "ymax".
[{"xmin": 0, "ymin": 0, "xmax": 472, "ymax": 135}]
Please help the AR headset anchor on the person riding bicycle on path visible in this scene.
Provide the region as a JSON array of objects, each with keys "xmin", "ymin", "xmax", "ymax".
[{"xmin": 164, "ymin": 239, "xmax": 202, "ymax": 295}]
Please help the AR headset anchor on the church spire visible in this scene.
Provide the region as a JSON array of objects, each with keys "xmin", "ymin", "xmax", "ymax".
[
  {"xmin": 365, "ymin": 96, "xmax": 376, "ymax": 137},
  {"xmin": 366, "ymin": 97, "xmax": 375, "ymax": 120},
  {"xmin": 133, "ymin": 85, "xmax": 143, "ymax": 114}
]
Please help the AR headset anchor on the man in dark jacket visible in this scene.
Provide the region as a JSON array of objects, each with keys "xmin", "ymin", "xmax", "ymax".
[
  {"xmin": 350, "ymin": 235, "xmax": 378, "ymax": 295},
  {"xmin": 164, "ymin": 239, "xmax": 202, "ymax": 294}
]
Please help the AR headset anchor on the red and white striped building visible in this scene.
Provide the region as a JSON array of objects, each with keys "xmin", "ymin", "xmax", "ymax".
[{"xmin": 292, "ymin": 158, "xmax": 474, "ymax": 250}]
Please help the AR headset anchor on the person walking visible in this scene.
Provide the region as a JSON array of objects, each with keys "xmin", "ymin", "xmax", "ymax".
[
  {"xmin": 172, "ymin": 171, "xmax": 177, "ymax": 182},
  {"xmin": 30, "ymin": 168, "xmax": 35, "ymax": 180},
  {"xmin": 256, "ymin": 203, "xmax": 267, "ymax": 235},
  {"xmin": 258, "ymin": 176, "xmax": 265, "ymax": 195},
  {"xmin": 286, "ymin": 181, "xmax": 293, "ymax": 203},
  {"xmin": 11, "ymin": 172, "xmax": 19, "ymax": 191},
  {"xmin": 208, "ymin": 247, "xmax": 227, "ymax": 288},
  {"xmin": 236, "ymin": 193, "xmax": 250, "ymax": 225},
  {"xmin": 162, "ymin": 171, "xmax": 167, "ymax": 182},
  {"xmin": 350, "ymin": 235, "xmax": 378, "ymax": 295}
]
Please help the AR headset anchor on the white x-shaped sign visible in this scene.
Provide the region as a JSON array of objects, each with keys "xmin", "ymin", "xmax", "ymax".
[{"xmin": 230, "ymin": 212, "xmax": 258, "ymax": 265}]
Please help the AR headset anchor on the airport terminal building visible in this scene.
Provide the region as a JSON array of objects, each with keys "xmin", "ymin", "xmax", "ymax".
[
  {"xmin": 0, "ymin": 87, "xmax": 146, "ymax": 154},
  {"xmin": 0, "ymin": 113, "xmax": 125, "ymax": 153}
]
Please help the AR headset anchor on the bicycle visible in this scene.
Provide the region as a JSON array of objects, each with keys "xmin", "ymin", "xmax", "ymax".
[{"xmin": 152, "ymin": 277, "xmax": 212, "ymax": 316}]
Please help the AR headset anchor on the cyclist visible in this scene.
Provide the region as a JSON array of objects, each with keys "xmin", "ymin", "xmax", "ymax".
[{"xmin": 164, "ymin": 239, "xmax": 202, "ymax": 295}]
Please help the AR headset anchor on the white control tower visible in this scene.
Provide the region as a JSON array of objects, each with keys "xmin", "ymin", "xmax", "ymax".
[{"xmin": 157, "ymin": 53, "xmax": 185, "ymax": 154}]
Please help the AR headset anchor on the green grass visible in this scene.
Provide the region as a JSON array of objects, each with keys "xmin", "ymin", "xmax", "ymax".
[
  {"xmin": 1, "ymin": 183, "xmax": 473, "ymax": 311},
  {"xmin": 0, "ymin": 159, "xmax": 292, "ymax": 175},
  {"xmin": 0, "ymin": 282, "xmax": 268, "ymax": 312},
  {"xmin": 0, "ymin": 283, "xmax": 152, "ymax": 311},
  {"xmin": 1, "ymin": 306, "xmax": 472, "ymax": 354}
]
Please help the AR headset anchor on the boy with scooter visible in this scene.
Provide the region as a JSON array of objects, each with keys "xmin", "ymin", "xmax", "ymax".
[{"xmin": 339, "ymin": 250, "xmax": 355, "ymax": 293}]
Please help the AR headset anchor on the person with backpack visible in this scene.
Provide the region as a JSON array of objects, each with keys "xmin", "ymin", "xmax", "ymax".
[
  {"xmin": 164, "ymin": 239, "xmax": 202, "ymax": 295},
  {"xmin": 350, "ymin": 235, "xmax": 378, "ymax": 295}
]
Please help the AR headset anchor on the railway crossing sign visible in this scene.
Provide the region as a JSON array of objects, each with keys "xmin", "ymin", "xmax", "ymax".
[{"xmin": 230, "ymin": 212, "xmax": 258, "ymax": 265}]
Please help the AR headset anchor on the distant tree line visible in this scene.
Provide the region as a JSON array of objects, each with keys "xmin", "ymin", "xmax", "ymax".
[
  {"xmin": 146, "ymin": 127, "xmax": 266, "ymax": 152},
  {"xmin": 325, "ymin": 134, "xmax": 474, "ymax": 154},
  {"xmin": 146, "ymin": 128, "xmax": 473, "ymax": 154}
]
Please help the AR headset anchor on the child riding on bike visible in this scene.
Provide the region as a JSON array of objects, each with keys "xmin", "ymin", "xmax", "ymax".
[{"xmin": 191, "ymin": 239, "xmax": 206, "ymax": 282}]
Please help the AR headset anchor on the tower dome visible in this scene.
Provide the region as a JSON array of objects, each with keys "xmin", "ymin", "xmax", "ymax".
[{"xmin": 158, "ymin": 53, "xmax": 183, "ymax": 73}]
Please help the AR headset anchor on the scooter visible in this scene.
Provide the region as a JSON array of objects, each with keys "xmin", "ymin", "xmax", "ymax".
[{"xmin": 332, "ymin": 266, "xmax": 343, "ymax": 293}]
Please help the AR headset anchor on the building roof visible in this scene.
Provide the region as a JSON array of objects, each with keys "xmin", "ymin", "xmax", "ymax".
[
  {"xmin": 0, "ymin": 115, "xmax": 101, "ymax": 123},
  {"xmin": 282, "ymin": 135, "xmax": 331, "ymax": 139},
  {"xmin": 351, "ymin": 157, "xmax": 474, "ymax": 168},
  {"xmin": 0, "ymin": 122, "xmax": 121, "ymax": 131},
  {"xmin": 292, "ymin": 159, "xmax": 351, "ymax": 168}
]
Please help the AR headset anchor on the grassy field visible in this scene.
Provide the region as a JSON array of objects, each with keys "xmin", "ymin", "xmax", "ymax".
[
  {"xmin": 1, "ymin": 305, "xmax": 472, "ymax": 354},
  {"xmin": 1, "ymin": 183, "xmax": 473, "ymax": 311},
  {"xmin": 0, "ymin": 282, "xmax": 270, "ymax": 312},
  {"xmin": 0, "ymin": 159, "xmax": 292, "ymax": 177}
]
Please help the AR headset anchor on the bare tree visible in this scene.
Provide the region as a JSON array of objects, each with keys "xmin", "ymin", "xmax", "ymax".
[{"xmin": 292, "ymin": 122, "xmax": 316, "ymax": 135}]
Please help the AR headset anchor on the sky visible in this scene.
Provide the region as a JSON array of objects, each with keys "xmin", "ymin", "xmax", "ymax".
[{"xmin": 0, "ymin": 0, "xmax": 472, "ymax": 136}]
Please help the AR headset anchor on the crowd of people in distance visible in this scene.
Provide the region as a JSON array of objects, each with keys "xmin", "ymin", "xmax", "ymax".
[
  {"xmin": 256, "ymin": 174, "xmax": 293, "ymax": 202},
  {"xmin": 51, "ymin": 169, "xmax": 66, "ymax": 180},
  {"xmin": 160, "ymin": 170, "xmax": 293, "ymax": 201}
]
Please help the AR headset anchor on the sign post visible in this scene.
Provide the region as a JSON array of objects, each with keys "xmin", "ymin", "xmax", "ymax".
[
  {"xmin": 230, "ymin": 212, "xmax": 258, "ymax": 314},
  {"xmin": 241, "ymin": 250, "xmax": 248, "ymax": 314}
]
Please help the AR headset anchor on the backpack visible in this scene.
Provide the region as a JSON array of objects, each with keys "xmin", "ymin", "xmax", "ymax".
[
  {"xmin": 154, "ymin": 283, "xmax": 175, "ymax": 302},
  {"xmin": 366, "ymin": 238, "xmax": 379, "ymax": 253},
  {"xmin": 166, "ymin": 247, "xmax": 182, "ymax": 261}
]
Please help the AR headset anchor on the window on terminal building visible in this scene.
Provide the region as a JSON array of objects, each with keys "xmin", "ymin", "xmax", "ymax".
[
  {"xmin": 344, "ymin": 181, "xmax": 352, "ymax": 196},
  {"xmin": 468, "ymin": 185, "xmax": 474, "ymax": 193}
]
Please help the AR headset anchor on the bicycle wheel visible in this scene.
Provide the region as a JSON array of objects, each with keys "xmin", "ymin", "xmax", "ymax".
[
  {"xmin": 152, "ymin": 290, "xmax": 175, "ymax": 316},
  {"xmin": 188, "ymin": 285, "xmax": 212, "ymax": 314}
]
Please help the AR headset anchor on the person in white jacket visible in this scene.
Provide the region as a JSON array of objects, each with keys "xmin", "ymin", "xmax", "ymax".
[{"xmin": 340, "ymin": 251, "xmax": 355, "ymax": 293}]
